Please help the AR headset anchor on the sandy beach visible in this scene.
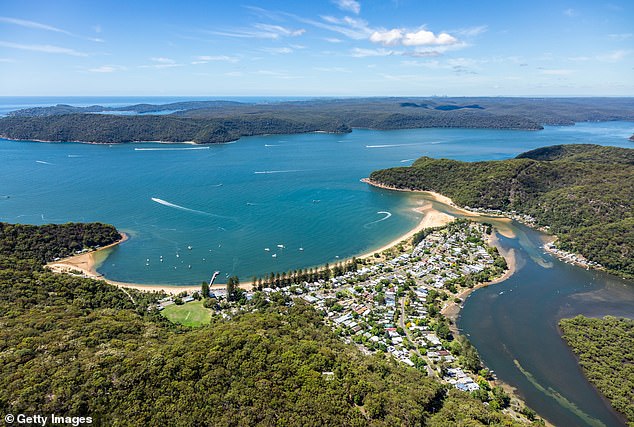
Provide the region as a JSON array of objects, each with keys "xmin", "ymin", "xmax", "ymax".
[{"xmin": 357, "ymin": 201, "xmax": 454, "ymax": 260}]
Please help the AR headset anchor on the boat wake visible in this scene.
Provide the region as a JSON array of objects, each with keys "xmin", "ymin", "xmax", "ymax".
[
  {"xmin": 35, "ymin": 160, "xmax": 54, "ymax": 165},
  {"xmin": 151, "ymin": 197, "xmax": 213, "ymax": 216},
  {"xmin": 364, "ymin": 211, "xmax": 392, "ymax": 228},
  {"xmin": 365, "ymin": 143, "xmax": 427, "ymax": 148},
  {"xmin": 400, "ymin": 158, "xmax": 416, "ymax": 163},
  {"xmin": 135, "ymin": 147, "xmax": 210, "ymax": 151},
  {"xmin": 264, "ymin": 144, "xmax": 281, "ymax": 147},
  {"xmin": 254, "ymin": 169, "xmax": 304, "ymax": 174}
]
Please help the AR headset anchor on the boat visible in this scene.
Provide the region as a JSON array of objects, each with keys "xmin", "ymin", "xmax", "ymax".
[
  {"xmin": 277, "ymin": 244, "xmax": 285, "ymax": 248},
  {"xmin": 264, "ymin": 248, "xmax": 270, "ymax": 251},
  {"xmin": 187, "ymin": 245, "xmax": 192, "ymax": 250},
  {"xmin": 272, "ymin": 254, "xmax": 277, "ymax": 258},
  {"xmin": 299, "ymin": 247, "xmax": 304, "ymax": 251}
]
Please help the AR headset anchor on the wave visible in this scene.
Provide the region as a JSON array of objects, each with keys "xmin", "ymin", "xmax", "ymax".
[
  {"xmin": 135, "ymin": 147, "xmax": 210, "ymax": 151},
  {"xmin": 254, "ymin": 169, "xmax": 304, "ymax": 174},
  {"xmin": 264, "ymin": 144, "xmax": 281, "ymax": 147},
  {"xmin": 35, "ymin": 160, "xmax": 54, "ymax": 165},
  {"xmin": 151, "ymin": 197, "xmax": 212, "ymax": 216},
  {"xmin": 67, "ymin": 154, "xmax": 83, "ymax": 158},
  {"xmin": 364, "ymin": 211, "xmax": 392, "ymax": 228},
  {"xmin": 400, "ymin": 158, "xmax": 416, "ymax": 163}
]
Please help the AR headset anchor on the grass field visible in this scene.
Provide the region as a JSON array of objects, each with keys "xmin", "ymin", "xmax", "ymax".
[{"xmin": 161, "ymin": 300, "xmax": 212, "ymax": 327}]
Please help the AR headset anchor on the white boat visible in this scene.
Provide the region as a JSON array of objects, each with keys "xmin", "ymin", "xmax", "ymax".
[
  {"xmin": 264, "ymin": 248, "xmax": 270, "ymax": 251},
  {"xmin": 272, "ymin": 254, "xmax": 277, "ymax": 258},
  {"xmin": 277, "ymin": 244, "xmax": 285, "ymax": 248},
  {"xmin": 299, "ymin": 247, "xmax": 304, "ymax": 251},
  {"xmin": 187, "ymin": 245, "xmax": 192, "ymax": 250}
]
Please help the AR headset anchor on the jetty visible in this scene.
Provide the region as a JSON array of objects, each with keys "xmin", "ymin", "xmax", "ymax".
[{"xmin": 209, "ymin": 271, "xmax": 221, "ymax": 286}]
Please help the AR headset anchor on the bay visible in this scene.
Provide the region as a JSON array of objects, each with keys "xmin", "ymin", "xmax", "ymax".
[{"xmin": 0, "ymin": 98, "xmax": 633, "ymax": 426}]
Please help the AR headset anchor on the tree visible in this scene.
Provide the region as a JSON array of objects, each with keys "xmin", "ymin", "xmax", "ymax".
[
  {"xmin": 226, "ymin": 275, "xmax": 239, "ymax": 302},
  {"xmin": 201, "ymin": 281, "xmax": 210, "ymax": 298}
]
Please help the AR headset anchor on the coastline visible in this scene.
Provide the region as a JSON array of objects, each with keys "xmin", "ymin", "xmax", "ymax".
[
  {"xmin": 45, "ymin": 197, "xmax": 456, "ymax": 294},
  {"xmin": 46, "ymin": 180, "xmax": 516, "ymax": 297}
]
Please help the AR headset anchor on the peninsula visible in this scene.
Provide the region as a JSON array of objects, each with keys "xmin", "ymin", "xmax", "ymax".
[{"xmin": 368, "ymin": 144, "xmax": 634, "ymax": 279}]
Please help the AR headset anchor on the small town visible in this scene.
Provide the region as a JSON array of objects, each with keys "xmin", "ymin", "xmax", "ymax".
[{"xmin": 156, "ymin": 219, "xmax": 509, "ymax": 398}]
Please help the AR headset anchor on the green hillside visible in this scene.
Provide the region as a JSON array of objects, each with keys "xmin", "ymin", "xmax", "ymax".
[
  {"xmin": 369, "ymin": 144, "xmax": 634, "ymax": 278},
  {"xmin": 559, "ymin": 316, "xmax": 634, "ymax": 426}
]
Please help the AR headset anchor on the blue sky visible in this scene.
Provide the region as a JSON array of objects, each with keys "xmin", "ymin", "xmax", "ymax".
[{"xmin": 0, "ymin": 0, "xmax": 632, "ymax": 96}]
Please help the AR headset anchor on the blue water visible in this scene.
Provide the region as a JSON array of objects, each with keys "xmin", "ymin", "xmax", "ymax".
[
  {"xmin": 1, "ymin": 111, "xmax": 632, "ymax": 285},
  {"xmin": 0, "ymin": 97, "xmax": 633, "ymax": 426}
]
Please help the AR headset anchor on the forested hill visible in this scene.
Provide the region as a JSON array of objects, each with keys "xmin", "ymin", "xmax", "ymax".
[
  {"xmin": 559, "ymin": 316, "xmax": 634, "ymax": 425},
  {"xmin": 1, "ymin": 222, "xmax": 527, "ymax": 425},
  {"xmin": 3, "ymin": 97, "xmax": 634, "ymax": 144},
  {"xmin": 369, "ymin": 144, "xmax": 634, "ymax": 278}
]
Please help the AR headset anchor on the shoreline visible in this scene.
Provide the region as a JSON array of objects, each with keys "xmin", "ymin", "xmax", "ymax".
[{"xmin": 45, "ymin": 198, "xmax": 457, "ymax": 294}]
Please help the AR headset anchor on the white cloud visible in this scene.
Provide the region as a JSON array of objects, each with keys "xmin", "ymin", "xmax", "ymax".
[
  {"xmin": 193, "ymin": 55, "xmax": 239, "ymax": 63},
  {"xmin": 262, "ymin": 47, "xmax": 293, "ymax": 54},
  {"xmin": 140, "ymin": 57, "xmax": 182, "ymax": 69},
  {"xmin": 563, "ymin": 8, "xmax": 577, "ymax": 17},
  {"xmin": 304, "ymin": 15, "xmax": 372, "ymax": 40},
  {"xmin": 453, "ymin": 25, "xmax": 488, "ymax": 37},
  {"xmin": 0, "ymin": 40, "xmax": 88, "ymax": 56},
  {"xmin": 88, "ymin": 65, "xmax": 125, "ymax": 73},
  {"xmin": 0, "ymin": 16, "xmax": 71, "ymax": 35},
  {"xmin": 208, "ymin": 23, "xmax": 305, "ymax": 40},
  {"xmin": 597, "ymin": 49, "xmax": 630, "ymax": 62},
  {"xmin": 607, "ymin": 33, "xmax": 632, "ymax": 41},
  {"xmin": 332, "ymin": 0, "xmax": 361, "ymax": 14},
  {"xmin": 368, "ymin": 26, "xmax": 459, "ymax": 49},
  {"xmin": 369, "ymin": 29, "xmax": 403, "ymax": 46},
  {"xmin": 351, "ymin": 47, "xmax": 395, "ymax": 57},
  {"xmin": 0, "ymin": 57, "xmax": 16, "ymax": 63},
  {"xmin": 402, "ymin": 29, "xmax": 457, "ymax": 46},
  {"xmin": 0, "ymin": 16, "xmax": 103, "ymax": 42},
  {"xmin": 253, "ymin": 23, "xmax": 305, "ymax": 37},
  {"xmin": 324, "ymin": 37, "xmax": 343, "ymax": 43}
]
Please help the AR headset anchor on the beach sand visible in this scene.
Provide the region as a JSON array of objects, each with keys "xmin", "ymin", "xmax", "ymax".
[{"xmin": 358, "ymin": 201, "xmax": 454, "ymax": 260}]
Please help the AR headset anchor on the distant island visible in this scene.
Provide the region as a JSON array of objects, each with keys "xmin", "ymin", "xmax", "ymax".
[
  {"xmin": 1, "ymin": 97, "xmax": 633, "ymax": 144},
  {"xmin": 368, "ymin": 144, "xmax": 634, "ymax": 279}
]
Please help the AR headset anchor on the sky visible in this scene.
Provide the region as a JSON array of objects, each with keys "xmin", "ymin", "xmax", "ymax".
[{"xmin": 0, "ymin": 0, "xmax": 633, "ymax": 96}]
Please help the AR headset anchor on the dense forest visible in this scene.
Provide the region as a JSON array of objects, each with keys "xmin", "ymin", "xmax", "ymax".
[
  {"xmin": 0, "ymin": 222, "xmax": 529, "ymax": 425},
  {"xmin": 369, "ymin": 144, "xmax": 634, "ymax": 278},
  {"xmin": 0, "ymin": 222, "xmax": 120, "ymax": 263},
  {"xmin": 5, "ymin": 97, "xmax": 633, "ymax": 144},
  {"xmin": 559, "ymin": 316, "xmax": 633, "ymax": 426}
]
